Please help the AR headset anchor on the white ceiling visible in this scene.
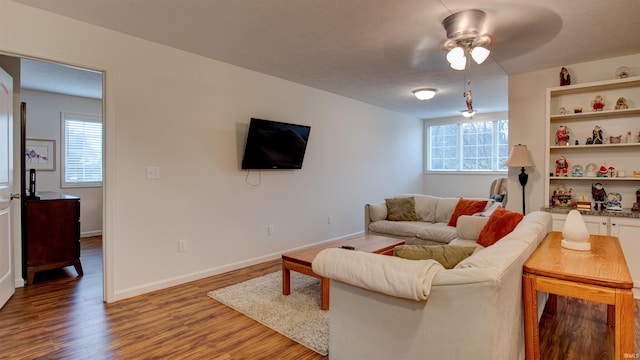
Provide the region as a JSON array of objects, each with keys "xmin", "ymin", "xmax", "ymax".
[{"xmin": 14, "ymin": 0, "xmax": 640, "ymax": 119}]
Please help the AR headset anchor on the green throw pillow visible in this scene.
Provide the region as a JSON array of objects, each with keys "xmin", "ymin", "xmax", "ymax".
[
  {"xmin": 385, "ymin": 197, "xmax": 417, "ymax": 221},
  {"xmin": 393, "ymin": 245, "xmax": 475, "ymax": 269}
]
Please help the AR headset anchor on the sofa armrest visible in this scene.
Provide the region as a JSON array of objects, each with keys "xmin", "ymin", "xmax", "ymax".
[
  {"xmin": 456, "ymin": 215, "xmax": 490, "ymax": 241},
  {"xmin": 364, "ymin": 202, "xmax": 387, "ymax": 233}
]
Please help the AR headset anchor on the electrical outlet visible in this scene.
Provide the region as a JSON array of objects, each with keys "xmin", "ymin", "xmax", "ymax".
[
  {"xmin": 146, "ymin": 166, "xmax": 161, "ymax": 179},
  {"xmin": 268, "ymin": 225, "xmax": 274, "ymax": 236},
  {"xmin": 178, "ymin": 239, "xmax": 187, "ymax": 252}
]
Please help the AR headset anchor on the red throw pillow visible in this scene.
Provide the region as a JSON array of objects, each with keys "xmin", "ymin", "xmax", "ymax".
[
  {"xmin": 447, "ymin": 198, "xmax": 488, "ymax": 226},
  {"xmin": 476, "ymin": 207, "xmax": 524, "ymax": 247}
]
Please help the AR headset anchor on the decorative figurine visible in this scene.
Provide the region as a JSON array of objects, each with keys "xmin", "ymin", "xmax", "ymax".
[
  {"xmin": 551, "ymin": 185, "xmax": 574, "ymax": 207},
  {"xmin": 609, "ymin": 135, "xmax": 622, "ymax": 144},
  {"xmin": 592, "ymin": 183, "xmax": 606, "ymax": 211},
  {"xmin": 572, "ymin": 165, "xmax": 583, "ymax": 177},
  {"xmin": 597, "ymin": 164, "xmax": 609, "ymax": 177},
  {"xmin": 616, "ymin": 66, "xmax": 630, "ymax": 79},
  {"xmin": 585, "ymin": 163, "xmax": 597, "ymax": 177},
  {"xmin": 464, "ymin": 89, "xmax": 472, "ymax": 111},
  {"xmin": 555, "ymin": 156, "xmax": 569, "ymax": 176},
  {"xmin": 606, "ymin": 193, "xmax": 623, "ymax": 211},
  {"xmin": 585, "ymin": 137, "xmax": 593, "ymax": 145},
  {"xmin": 591, "ymin": 95, "xmax": 605, "ymax": 111},
  {"xmin": 592, "ymin": 126, "xmax": 604, "ymax": 144},
  {"xmin": 608, "ymin": 165, "xmax": 616, "ymax": 177},
  {"xmin": 560, "ymin": 67, "xmax": 571, "ymax": 86},
  {"xmin": 615, "ymin": 97, "xmax": 628, "ymax": 110},
  {"xmin": 555, "ymin": 125, "xmax": 570, "ymax": 146},
  {"xmin": 626, "ymin": 131, "xmax": 632, "ymax": 143},
  {"xmin": 574, "ymin": 107, "xmax": 583, "ymax": 113},
  {"xmin": 575, "ymin": 140, "xmax": 579, "ymax": 145},
  {"xmin": 559, "ymin": 107, "xmax": 566, "ymax": 115},
  {"xmin": 634, "ymin": 189, "xmax": 640, "ymax": 211}
]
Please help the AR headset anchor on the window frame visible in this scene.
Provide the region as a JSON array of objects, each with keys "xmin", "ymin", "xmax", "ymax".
[
  {"xmin": 425, "ymin": 116, "xmax": 509, "ymax": 174},
  {"xmin": 60, "ymin": 111, "xmax": 103, "ymax": 188}
]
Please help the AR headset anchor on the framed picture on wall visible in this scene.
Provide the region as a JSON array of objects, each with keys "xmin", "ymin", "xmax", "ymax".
[{"xmin": 25, "ymin": 139, "xmax": 56, "ymax": 171}]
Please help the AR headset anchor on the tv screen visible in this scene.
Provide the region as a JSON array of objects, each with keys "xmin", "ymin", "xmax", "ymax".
[{"xmin": 241, "ymin": 118, "xmax": 311, "ymax": 169}]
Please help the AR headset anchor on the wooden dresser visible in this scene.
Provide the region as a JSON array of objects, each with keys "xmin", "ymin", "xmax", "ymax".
[{"xmin": 24, "ymin": 192, "xmax": 83, "ymax": 284}]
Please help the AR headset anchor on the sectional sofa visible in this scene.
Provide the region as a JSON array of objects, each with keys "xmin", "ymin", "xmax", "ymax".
[{"xmin": 313, "ymin": 210, "xmax": 553, "ymax": 360}]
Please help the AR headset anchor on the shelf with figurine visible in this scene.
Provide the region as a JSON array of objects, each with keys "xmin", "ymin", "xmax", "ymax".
[
  {"xmin": 550, "ymin": 107, "xmax": 640, "ymax": 121},
  {"xmin": 546, "ymin": 68, "xmax": 640, "ymax": 213}
]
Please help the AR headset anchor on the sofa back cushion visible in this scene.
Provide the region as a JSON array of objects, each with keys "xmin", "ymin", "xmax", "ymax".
[
  {"xmin": 434, "ymin": 197, "xmax": 460, "ymax": 223},
  {"xmin": 456, "ymin": 215, "xmax": 490, "ymax": 241}
]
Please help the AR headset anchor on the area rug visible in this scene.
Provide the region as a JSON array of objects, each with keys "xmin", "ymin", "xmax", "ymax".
[{"xmin": 207, "ymin": 272, "xmax": 328, "ymax": 356}]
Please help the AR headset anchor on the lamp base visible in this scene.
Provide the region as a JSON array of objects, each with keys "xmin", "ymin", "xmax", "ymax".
[{"xmin": 561, "ymin": 239, "xmax": 591, "ymax": 251}]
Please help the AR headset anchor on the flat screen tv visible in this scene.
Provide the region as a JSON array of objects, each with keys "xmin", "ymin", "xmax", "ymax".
[{"xmin": 241, "ymin": 118, "xmax": 311, "ymax": 169}]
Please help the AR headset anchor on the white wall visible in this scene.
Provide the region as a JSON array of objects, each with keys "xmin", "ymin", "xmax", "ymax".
[
  {"xmin": 21, "ymin": 89, "xmax": 103, "ymax": 237},
  {"xmin": 0, "ymin": 1, "xmax": 423, "ymax": 300},
  {"xmin": 509, "ymin": 54, "xmax": 640, "ymax": 214}
]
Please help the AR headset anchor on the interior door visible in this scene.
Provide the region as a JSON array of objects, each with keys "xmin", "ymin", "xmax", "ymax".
[{"xmin": 0, "ymin": 66, "xmax": 15, "ymax": 309}]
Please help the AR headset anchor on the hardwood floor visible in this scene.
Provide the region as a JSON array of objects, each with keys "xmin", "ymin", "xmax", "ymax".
[{"xmin": 0, "ymin": 237, "xmax": 638, "ymax": 359}]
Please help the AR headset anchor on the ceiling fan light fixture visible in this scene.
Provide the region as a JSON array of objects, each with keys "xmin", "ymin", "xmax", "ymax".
[
  {"xmin": 446, "ymin": 47, "xmax": 465, "ymax": 64},
  {"xmin": 449, "ymin": 57, "xmax": 466, "ymax": 70},
  {"xmin": 471, "ymin": 46, "xmax": 490, "ymax": 64},
  {"xmin": 413, "ymin": 88, "xmax": 438, "ymax": 100},
  {"xmin": 442, "ymin": 10, "xmax": 492, "ymax": 70},
  {"xmin": 461, "ymin": 110, "xmax": 476, "ymax": 118}
]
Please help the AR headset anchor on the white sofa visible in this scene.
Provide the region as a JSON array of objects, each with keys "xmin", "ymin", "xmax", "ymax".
[
  {"xmin": 365, "ymin": 194, "xmax": 496, "ymax": 245},
  {"xmin": 313, "ymin": 211, "xmax": 552, "ymax": 360}
]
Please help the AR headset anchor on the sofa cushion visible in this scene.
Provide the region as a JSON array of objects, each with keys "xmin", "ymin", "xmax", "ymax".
[
  {"xmin": 393, "ymin": 245, "xmax": 475, "ymax": 269},
  {"xmin": 411, "ymin": 195, "xmax": 439, "ymax": 222},
  {"xmin": 385, "ymin": 197, "xmax": 417, "ymax": 221},
  {"xmin": 434, "ymin": 197, "xmax": 460, "ymax": 223},
  {"xmin": 447, "ymin": 199, "xmax": 489, "ymax": 226},
  {"xmin": 456, "ymin": 215, "xmax": 490, "ymax": 241},
  {"xmin": 476, "ymin": 207, "xmax": 524, "ymax": 247},
  {"xmin": 368, "ymin": 203, "xmax": 388, "ymax": 222},
  {"xmin": 369, "ymin": 220, "xmax": 423, "ymax": 237},
  {"xmin": 415, "ymin": 223, "xmax": 457, "ymax": 244}
]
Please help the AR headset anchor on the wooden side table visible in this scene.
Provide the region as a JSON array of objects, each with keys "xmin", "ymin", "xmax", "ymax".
[{"xmin": 522, "ymin": 231, "xmax": 634, "ymax": 359}]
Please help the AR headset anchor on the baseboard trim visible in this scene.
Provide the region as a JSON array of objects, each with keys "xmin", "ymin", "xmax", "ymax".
[
  {"xmin": 81, "ymin": 230, "xmax": 102, "ymax": 238},
  {"xmin": 113, "ymin": 231, "xmax": 364, "ymax": 302}
]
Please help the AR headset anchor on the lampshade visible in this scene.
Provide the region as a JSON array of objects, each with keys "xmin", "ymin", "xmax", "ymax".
[
  {"xmin": 412, "ymin": 88, "xmax": 437, "ymax": 100},
  {"xmin": 504, "ymin": 144, "xmax": 535, "ymax": 168},
  {"xmin": 561, "ymin": 210, "xmax": 591, "ymax": 251}
]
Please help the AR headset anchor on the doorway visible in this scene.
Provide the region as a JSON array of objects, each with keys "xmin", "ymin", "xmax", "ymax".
[{"xmin": 12, "ymin": 56, "xmax": 104, "ymax": 297}]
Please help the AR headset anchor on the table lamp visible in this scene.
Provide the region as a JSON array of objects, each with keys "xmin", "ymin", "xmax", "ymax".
[{"xmin": 504, "ymin": 144, "xmax": 535, "ymax": 214}]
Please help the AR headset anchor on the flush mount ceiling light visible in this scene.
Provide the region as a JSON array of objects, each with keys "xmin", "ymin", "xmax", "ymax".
[
  {"xmin": 442, "ymin": 9, "xmax": 492, "ymax": 71},
  {"xmin": 412, "ymin": 88, "xmax": 437, "ymax": 100}
]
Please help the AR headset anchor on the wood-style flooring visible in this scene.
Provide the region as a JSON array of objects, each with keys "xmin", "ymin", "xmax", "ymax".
[{"xmin": 0, "ymin": 237, "xmax": 638, "ymax": 359}]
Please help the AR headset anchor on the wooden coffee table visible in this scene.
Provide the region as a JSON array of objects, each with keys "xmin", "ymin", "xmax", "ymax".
[
  {"xmin": 281, "ymin": 234, "xmax": 405, "ymax": 310},
  {"xmin": 522, "ymin": 231, "xmax": 634, "ymax": 360}
]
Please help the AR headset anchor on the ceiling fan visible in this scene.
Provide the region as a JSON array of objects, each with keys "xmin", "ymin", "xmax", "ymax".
[{"xmin": 441, "ymin": 9, "xmax": 492, "ymax": 71}]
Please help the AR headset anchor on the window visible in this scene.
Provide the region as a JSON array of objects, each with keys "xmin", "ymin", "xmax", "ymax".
[
  {"xmin": 426, "ymin": 119, "xmax": 508, "ymax": 172},
  {"xmin": 61, "ymin": 112, "xmax": 103, "ymax": 187}
]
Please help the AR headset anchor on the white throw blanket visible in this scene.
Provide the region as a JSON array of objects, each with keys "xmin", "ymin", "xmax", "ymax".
[{"xmin": 312, "ymin": 248, "xmax": 444, "ymax": 301}]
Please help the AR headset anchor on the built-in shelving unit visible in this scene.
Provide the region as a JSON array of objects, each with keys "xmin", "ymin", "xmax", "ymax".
[
  {"xmin": 543, "ymin": 76, "xmax": 640, "ymax": 289},
  {"xmin": 545, "ymin": 76, "xmax": 640, "ymax": 209}
]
